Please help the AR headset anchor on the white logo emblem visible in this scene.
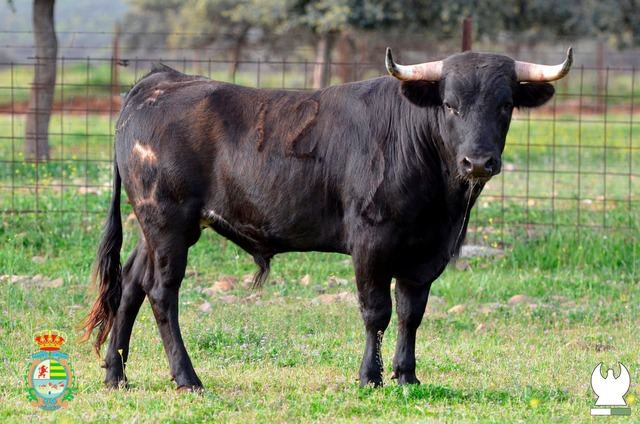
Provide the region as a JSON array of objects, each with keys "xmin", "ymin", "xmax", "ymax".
[{"xmin": 591, "ymin": 363, "xmax": 631, "ymax": 416}]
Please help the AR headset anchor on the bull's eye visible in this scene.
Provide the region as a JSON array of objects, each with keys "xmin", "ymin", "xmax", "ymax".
[{"xmin": 444, "ymin": 102, "xmax": 459, "ymax": 115}]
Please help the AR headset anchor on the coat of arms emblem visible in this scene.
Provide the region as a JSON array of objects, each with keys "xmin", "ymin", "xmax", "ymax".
[{"xmin": 25, "ymin": 330, "xmax": 75, "ymax": 410}]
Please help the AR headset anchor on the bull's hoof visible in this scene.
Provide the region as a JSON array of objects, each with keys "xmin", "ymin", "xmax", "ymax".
[
  {"xmin": 104, "ymin": 379, "xmax": 128, "ymax": 390},
  {"xmin": 176, "ymin": 384, "xmax": 204, "ymax": 393},
  {"xmin": 359, "ymin": 375, "xmax": 384, "ymax": 388},
  {"xmin": 391, "ymin": 370, "xmax": 421, "ymax": 385},
  {"xmin": 398, "ymin": 374, "xmax": 421, "ymax": 385},
  {"xmin": 104, "ymin": 369, "xmax": 128, "ymax": 390}
]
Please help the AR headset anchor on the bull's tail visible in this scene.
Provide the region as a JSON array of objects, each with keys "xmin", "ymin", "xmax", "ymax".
[
  {"xmin": 81, "ymin": 157, "xmax": 123, "ymax": 357},
  {"xmin": 252, "ymin": 254, "xmax": 271, "ymax": 288}
]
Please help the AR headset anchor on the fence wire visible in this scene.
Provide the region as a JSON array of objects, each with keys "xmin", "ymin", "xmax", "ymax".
[{"xmin": 1, "ymin": 53, "xmax": 638, "ymax": 246}]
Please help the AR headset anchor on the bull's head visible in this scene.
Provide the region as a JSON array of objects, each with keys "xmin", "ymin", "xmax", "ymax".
[{"xmin": 386, "ymin": 47, "xmax": 572, "ymax": 182}]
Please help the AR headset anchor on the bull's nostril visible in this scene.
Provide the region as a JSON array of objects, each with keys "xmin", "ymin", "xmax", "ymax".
[
  {"xmin": 484, "ymin": 158, "xmax": 495, "ymax": 173},
  {"xmin": 461, "ymin": 157, "xmax": 473, "ymax": 173}
]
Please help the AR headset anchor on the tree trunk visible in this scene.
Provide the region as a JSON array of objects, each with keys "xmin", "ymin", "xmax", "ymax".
[
  {"xmin": 336, "ymin": 33, "xmax": 356, "ymax": 84},
  {"xmin": 25, "ymin": 0, "xmax": 57, "ymax": 161},
  {"xmin": 229, "ymin": 24, "xmax": 250, "ymax": 81},
  {"xmin": 312, "ymin": 31, "xmax": 336, "ymax": 89}
]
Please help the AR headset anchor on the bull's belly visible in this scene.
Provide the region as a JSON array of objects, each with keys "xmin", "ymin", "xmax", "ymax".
[{"xmin": 200, "ymin": 207, "xmax": 347, "ymax": 255}]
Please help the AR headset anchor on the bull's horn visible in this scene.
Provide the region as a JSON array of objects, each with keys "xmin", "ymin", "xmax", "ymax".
[
  {"xmin": 385, "ymin": 47, "xmax": 443, "ymax": 81},
  {"xmin": 515, "ymin": 47, "xmax": 573, "ymax": 82}
]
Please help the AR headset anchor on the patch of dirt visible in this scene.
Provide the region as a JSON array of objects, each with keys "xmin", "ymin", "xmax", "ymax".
[
  {"xmin": 198, "ymin": 301, "xmax": 212, "ymax": 313},
  {"xmin": 1, "ymin": 274, "xmax": 63, "ymax": 288},
  {"xmin": 203, "ymin": 275, "xmax": 238, "ymax": 295},
  {"xmin": 299, "ymin": 274, "xmax": 311, "ymax": 286},
  {"xmin": 0, "ymin": 95, "xmax": 122, "ymax": 115},
  {"xmin": 311, "ymin": 291, "xmax": 357, "ymax": 306},
  {"xmin": 241, "ymin": 274, "xmax": 254, "ymax": 288},
  {"xmin": 507, "ymin": 294, "xmax": 536, "ymax": 306},
  {"xmin": 478, "ymin": 303, "xmax": 503, "ymax": 314},
  {"xmin": 243, "ymin": 293, "xmax": 262, "ymax": 304},
  {"xmin": 327, "ymin": 276, "xmax": 350, "ymax": 287},
  {"xmin": 447, "ymin": 304, "xmax": 466, "ymax": 314},
  {"xmin": 218, "ymin": 295, "xmax": 238, "ymax": 304}
]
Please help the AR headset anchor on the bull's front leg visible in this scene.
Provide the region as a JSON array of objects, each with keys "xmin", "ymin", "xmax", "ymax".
[
  {"xmin": 392, "ymin": 278, "xmax": 430, "ymax": 385},
  {"xmin": 353, "ymin": 250, "xmax": 392, "ymax": 387}
]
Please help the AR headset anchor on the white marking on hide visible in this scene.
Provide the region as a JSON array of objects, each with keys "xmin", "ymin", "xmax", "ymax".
[
  {"xmin": 132, "ymin": 141, "xmax": 157, "ymax": 163},
  {"xmin": 136, "ymin": 89, "xmax": 165, "ymax": 110},
  {"xmin": 147, "ymin": 89, "xmax": 164, "ymax": 103}
]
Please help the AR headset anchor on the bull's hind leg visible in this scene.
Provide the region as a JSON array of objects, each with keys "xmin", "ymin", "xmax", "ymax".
[
  {"xmin": 392, "ymin": 278, "xmax": 430, "ymax": 385},
  {"xmin": 103, "ymin": 241, "xmax": 148, "ymax": 388},
  {"xmin": 140, "ymin": 202, "xmax": 203, "ymax": 391}
]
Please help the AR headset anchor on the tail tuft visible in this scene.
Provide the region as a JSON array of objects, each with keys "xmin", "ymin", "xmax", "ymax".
[
  {"xmin": 80, "ymin": 158, "xmax": 123, "ymax": 357},
  {"xmin": 251, "ymin": 255, "xmax": 271, "ymax": 289}
]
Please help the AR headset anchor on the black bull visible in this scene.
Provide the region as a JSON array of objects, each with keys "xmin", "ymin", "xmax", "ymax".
[{"xmin": 82, "ymin": 50, "xmax": 567, "ymax": 390}]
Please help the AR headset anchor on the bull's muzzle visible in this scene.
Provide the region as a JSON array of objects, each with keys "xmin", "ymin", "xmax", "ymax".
[{"xmin": 459, "ymin": 156, "xmax": 500, "ymax": 181}]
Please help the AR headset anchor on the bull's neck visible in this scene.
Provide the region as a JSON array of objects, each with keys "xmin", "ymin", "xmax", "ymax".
[
  {"xmin": 383, "ymin": 95, "xmax": 481, "ymax": 255},
  {"xmin": 387, "ymin": 93, "xmax": 464, "ymax": 197}
]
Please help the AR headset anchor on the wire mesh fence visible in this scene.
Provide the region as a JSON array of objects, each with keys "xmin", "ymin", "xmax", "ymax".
[{"xmin": 1, "ymin": 50, "xmax": 638, "ymax": 246}]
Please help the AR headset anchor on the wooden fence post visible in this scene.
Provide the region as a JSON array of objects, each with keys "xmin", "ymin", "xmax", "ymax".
[{"xmin": 462, "ymin": 17, "xmax": 472, "ymax": 52}]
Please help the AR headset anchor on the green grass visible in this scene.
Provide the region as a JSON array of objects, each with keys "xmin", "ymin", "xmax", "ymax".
[
  {"xmin": 0, "ymin": 211, "xmax": 638, "ymax": 422},
  {"xmin": 0, "ymin": 62, "xmax": 124, "ymax": 105}
]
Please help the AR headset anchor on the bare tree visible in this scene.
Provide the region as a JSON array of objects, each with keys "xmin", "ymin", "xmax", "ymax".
[{"xmin": 25, "ymin": 0, "xmax": 57, "ymax": 161}]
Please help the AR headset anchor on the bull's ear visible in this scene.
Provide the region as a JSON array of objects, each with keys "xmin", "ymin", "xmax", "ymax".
[
  {"xmin": 400, "ymin": 81, "xmax": 442, "ymax": 107},
  {"xmin": 514, "ymin": 82, "xmax": 555, "ymax": 108}
]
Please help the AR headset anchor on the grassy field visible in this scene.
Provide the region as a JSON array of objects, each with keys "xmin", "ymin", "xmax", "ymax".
[
  {"xmin": 0, "ymin": 84, "xmax": 639, "ymax": 421},
  {"xmin": 0, "ymin": 210, "xmax": 638, "ymax": 422}
]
